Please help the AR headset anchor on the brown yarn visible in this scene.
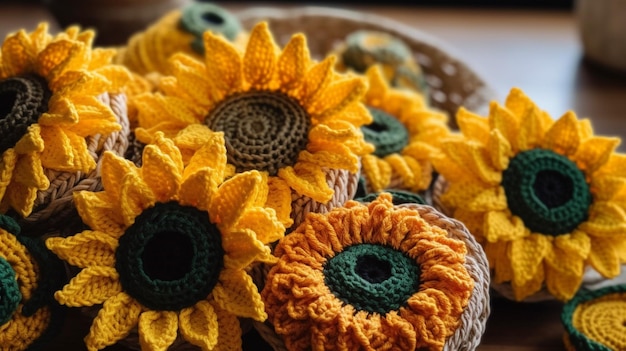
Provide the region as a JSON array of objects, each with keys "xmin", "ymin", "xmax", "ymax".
[
  {"xmin": 206, "ymin": 91, "xmax": 311, "ymax": 176},
  {"xmin": 18, "ymin": 93, "xmax": 129, "ymax": 235}
]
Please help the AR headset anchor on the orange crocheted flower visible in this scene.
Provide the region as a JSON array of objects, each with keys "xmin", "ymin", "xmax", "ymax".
[
  {"xmin": 0, "ymin": 23, "xmax": 130, "ymax": 217},
  {"xmin": 261, "ymin": 193, "xmax": 474, "ymax": 351},
  {"xmin": 434, "ymin": 87, "xmax": 626, "ymax": 301},
  {"xmin": 46, "ymin": 132, "xmax": 285, "ymax": 351},
  {"xmin": 360, "ymin": 65, "xmax": 449, "ymax": 193},
  {"xmin": 131, "ymin": 21, "xmax": 374, "ymax": 228}
]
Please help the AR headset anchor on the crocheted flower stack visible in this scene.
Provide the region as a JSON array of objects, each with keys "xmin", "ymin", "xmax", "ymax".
[
  {"xmin": 0, "ymin": 214, "xmax": 66, "ymax": 350},
  {"xmin": 0, "ymin": 23, "xmax": 131, "ymax": 234},
  {"xmin": 258, "ymin": 193, "xmax": 490, "ymax": 351},
  {"xmin": 432, "ymin": 87, "xmax": 626, "ymax": 301},
  {"xmin": 46, "ymin": 131, "xmax": 285, "ymax": 350},
  {"xmin": 357, "ymin": 65, "xmax": 449, "ymax": 196},
  {"xmin": 130, "ymin": 21, "xmax": 374, "ymax": 229},
  {"xmin": 561, "ymin": 284, "xmax": 626, "ymax": 351}
]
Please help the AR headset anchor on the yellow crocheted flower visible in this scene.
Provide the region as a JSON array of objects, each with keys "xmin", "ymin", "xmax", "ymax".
[
  {"xmin": 0, "ymin": 23, "xmax": 130, "ymax": 217},
  {"xmin": 132, "ymin": 22, "xmax": 374, "ymax": 227},
  {"xmin": 261, "ymin": 193, "xmax": 474, "ymax": 351},
  {"xmin": 434, "ymin": 87, "xmax": 626, "ymax": 301},
  {"xmin": 360, "ymin": 65, "xmax": 448, "ymax": 193},
  {"xmin": 46, "ymin": 132, "xmax": 285, "ymax": 351}
]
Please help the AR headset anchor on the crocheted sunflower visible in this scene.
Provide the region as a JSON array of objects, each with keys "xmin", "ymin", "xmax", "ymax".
[
  {"xmin": 132, "ymin": 21, "xmax": 374, "ymax": 227},
  {"xmin": 0, "ymin": 23, "xmax": 129, "ymax": 217},
  {"xmin": 46, "ymin": 132, "xmax": 285, "ymax": 351},
  {"xmin": 360, "ymin": 65, "xmax": 448, "ymax": 193},
  {"xmin": 0, "ymin": 215, "xmax": 66, "ymax": 350},
  {"xmin": 434, "ymin": 87, "xmax": 626, "ymax": 301},
  {"xmin": 261, "ymin": 193, "xmax": 474, "ymax": 351}
]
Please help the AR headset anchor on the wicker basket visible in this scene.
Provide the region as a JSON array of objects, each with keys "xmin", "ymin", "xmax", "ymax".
[
  {"xmin": 235, "ymin": 6, "xmax": 495, "ymax": 125},
  {"xmin": 254, "ymin": 203, "xmax": 490, "ymax": 351},
  {"xmin": 16, "ymin": 93, "xmax": 130, "ymax": 236}
]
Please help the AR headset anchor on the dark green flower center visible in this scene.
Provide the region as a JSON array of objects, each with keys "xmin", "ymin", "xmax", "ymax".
[
  {"xmin": 206, "ymin": 91, "xmax": 311, "ymax": 176},
  {"xmin": 362, "ymin": 107, "xmax": 409, "ymax": 157},
  {"xmin": 0, "ymin": 74, "xmax": 51, "ymax": 154},
  {"xmin": 179, "ymin": 2, "xmax": 243, "ymax": 54},
  {"xmin": 0, "ymin": 256, "xmax": 21, "ymax": 325},
  {"xmin": 355, "ymin": 189, "xmax": 425, "ymax": 205},
  {"xmin": 116, "ymin": 202, "xmax": 224, "ymax": 311},
  {"xmin": 502, "ymin": 149, "xmax": 592, "ymax": 236},
  {"xmin": 324, "ymin": 243, "xmax": 420, "ymax": 314}
]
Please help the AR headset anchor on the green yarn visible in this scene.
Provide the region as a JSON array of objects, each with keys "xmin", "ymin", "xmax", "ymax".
[
  {"xmin": 324, "ymin": 243, "xmax": 420, "ymax": 314},
  {"xmin": 179, "ymin": 2, "xmax": 243, "ymax": 54},
  {"xmin": 0, "ymin": 75, "xmax": 51, "ymax": 154},
  {"xmin": 561, "ymin": 285, "xmax": 626, "ymax": 351},
  {"xmin": 116, "ymin": 201, "xmax": 224, "ymax": 311},
  {"xmin": 0, "ymin": 257, "xmax": 21, "ymax": 326},
  {"xmin": 0, "ymin": 215, "xmax": 20, "ymax": 235},
  {"xmin": 341, "ymin": 30, "xmax": 413, "ymax": 73},
  {"xmin": 356, "ymin": 190, "xmax": 425, "ymax": 205},
  {"xmin": 362, "ymin": 107, "xmax": 409, "ymax": 157},
  {"xmin": 207, "ymin": 91, "xmax": 311, "ymax": 176},
  {"xmin": 502, "ymin": 149, "xmax": 592, "ymax": 236}
]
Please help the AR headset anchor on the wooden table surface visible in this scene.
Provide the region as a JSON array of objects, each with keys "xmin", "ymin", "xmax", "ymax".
[{"xmin": 2, "ymin": 2, "xmax": 626, "ymax": 351}]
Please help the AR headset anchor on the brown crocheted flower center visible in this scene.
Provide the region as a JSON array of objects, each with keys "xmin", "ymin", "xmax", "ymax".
[
  {"xmin": 0, "ymin": 75, "xmax": 51, "ymax": 153},
  {"xmin": 206, "ymin": 91, "xmax": 311, "ymax": 176}
]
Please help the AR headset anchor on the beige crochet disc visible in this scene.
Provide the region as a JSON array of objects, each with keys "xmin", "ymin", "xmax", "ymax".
[
  {"xmin": 235, "ymin": 6, "xmax": 496, "ymax": 127},
  {"xmin": 17, "ymin": 93, "xmax": 130, "ymax": 236},
  {"xmin": 253, "ymin": 203, "xmax": 491, "ymax": 351}
]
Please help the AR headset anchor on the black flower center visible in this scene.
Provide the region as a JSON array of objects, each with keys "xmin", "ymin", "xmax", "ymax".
[
  {"xmin": 324, "ymin": 243, "xmax": 420, "ymax": 314},
  {"xmin": 362, "ymin": 107, "xmax": 409, "ymax": 157},
  {"xmin": 0, "ymin": 75, "xmax": 51, "ymax": 154},
  {"xmin": 502, "ymin": 149, "xmax": 592, "ymax": 236},
  {"xmin": 206, "ymin": 91, "xmax": 311, "ymax": 176},
  {"xmin": 116, "ymin": 202, "xmax": 224, "ymax": 311},
  {"xmin": 0, "ymin": 256, "xmax": 21, "ymax": 325}
]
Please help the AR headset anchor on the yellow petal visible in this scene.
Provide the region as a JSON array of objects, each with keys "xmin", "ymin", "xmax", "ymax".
[
  {"xmin": 385, "ymin": 154, "xmax": 429, "ymax": 191},
  {"xmin": 141, "ymin": 144, "xmax": 182, "ymax": 202},
  {"xmin": 179, "ymin": 168, "xmax": 218, "ymax": 211},
  {"xmin": 361, "ymin": 154, "xmax": 392, "ymax": 193},
  {"xmin": 39, "ymin": 126, "xmax": 75, "ymax": 170},
  {"xmin": 579, "ymin": 201, "xmax": 626, "ymax": 237},
  {"xmin": 483, "ymin": 241, "xmax": 514, "ymax": 283},
  {"xmin": 236, "ymin": 207, "xmax": 284, "ymax": 244},
  {"xmin": 488, "ymin": 101, "xmax": 520, "ymax": 152},
  {"xmin": 301, "ymin": 56, "xmax": 334, "ymax": 103},
  {"xmin": 209, "ymin": 170, "xmax": 265, "ymax": 230},
  {"xmin": 5, "ymin": 180, "xmax": 38, "ymax": 217},
  {"xmin": 74, "ymin": 191, "xmax": 125, "ymax": 236},
  {"xmin": 169, "ymin": 54, "xmax": 213, "ymax": 107},
  {"xmin": 455, "ymin": 107, "xmax": 490, "ymax": 143},
  {"xmin": 542, "ymin": 111, "xmax": 581, "ymax": 156},
  {"xmin": 265, "ymin": 176, "xmax": 294, "ymax": 228},
  {"xmin": 509, "ymin": 233, "xmax": 551, "ymax": 287},
  {"xmin": 213, "ymin": 302, "xmax": 242, "ymax": 351},
  {"xmin": 441, "ymin": 139, "xmax": 501, "ymax": 185},
  {"xmin": 54, "ymin": 266, "xmax": 122, "ymax": 307},
  {"xmin": 172, "ymin": 124, "xmax": 214, "ymax": 155},
  {"xmin": 553, "ymin": 230, "xmax": 591, "ymax": 259},
  {"xmin": 0, "ymin": 149, "xmax": 17, "ymax": 200},
  {"xmin": 37, "ymin": 39, "xmax": 85, "ymax": 81},
  {"xmin": 487, "ymin": 129, "xmax": 512, "ymax": 171},
  {"xmin": 591, "ymin": 175, "xmax": 626, "ymax": 201},
  {"xmin": 46, "ymin": 230, "xmax": 117, "ymax": 268},
  {"xmin": 518, "ymin": 106, "xmax": 552, "ymax": 151},
  {"xmin": 222, "ymin": 228, "xmax": 273, "ymax": 270},
  {"xmin": 309, "ymin": 77, "xmax": 366, "ymax": 119},
  {"xmin": 13, "ymin": 151, "xmax": 48, "ymax": 188},
  {"xmin": 14, "ymin": 125, "xmax": 44, "ymax": 154},
  {"xmin": 297, "ymin": 150, "xmax": 358, "ymax": 175},
  {"xmin": 573, "ymin": 136, "xmax": 620, "ymax": 174},
  {"xmin": 597, "ymin": 153, "xmax": 626, "ymax": 178},
  {"xmin": 85, "ymin": 292, "xmax": 142, "ymax": 351},
  {"xmin": 179, "ymin": 300, "xmax": 219, "ymax": 350},
  {"xmin": 203, "ymin": 31, "xmax": 242, "ymax": 94},
  {"xmin": 119, "ymin": 172, "xmax": 156, "ymax": 227},
  {"xmin": 101, "ymin": 151, "xmax": 139, "ymax": 204},
  {"xmin": 183, "ymin": 130, "xmax": 227, "ymax": 182},
  {"xmin": 588, "ymin": 236, "xmax": 622, "ymax": 278},
  {"xmin": 243, "ymin": 22, "xmax": 277, "ymax": 89},
  {"xmin": 484, "ymin": 211, "xmax": 527, "ymax": 242},
  {"xmin": 213, "ymin": 268, "xmax": 267, "ymax": 321},
  {"xmin": 544, "ymin": 246, "xmax": 584, "ymax": 301},
  {"xmin": 277, "ymin": 34, "xmax": 309, "ymax": 91},
  {"xmin": 94, "ymin": 65, "xmax": 132, "ymax": 92},
  {"xmin": 65, "ymin": 130, "xmax": 97, "ymax": 173},
  {"xmin": 278, "ymin": 163, "xmax": 334, "ymax": 203},
  {"xmin": 511, "ymin": 265, "xmax": 545, "ymax": 301},
  {"xmin": 138, "ymin": 311, "xmax": 178, "ymax": 351},
  {"xmin": 504, "ymin": 87, "xmax": 533, "ymax": 118},
  {"xmin": 466, "ymin": 186, "xmax": 508, "ymax": 212},
  {"xmin": 1, "ymin": 30, "xmax": 32, "ymax": 77},
  {"xmin": 364, "ymin": 65, "xmax": 390, "ymax": 107}
]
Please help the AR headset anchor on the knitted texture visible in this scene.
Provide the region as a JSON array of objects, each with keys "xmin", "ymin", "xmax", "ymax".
[
  {"xmin": 131, "ymin": 21, "xmax": 374, "ymax": 228},
  {"xmin": 46, "ymin": 131, "xmax": 285, "ymax": 351},
  {"xmin": 432, "ymin": 87, "xmax": 626, "ymax": 301},
  {"xmin": 261, "ymin": 193, "xmax": 474, "ymax": 351},
  {"xmin": 0, "ymin": 215, "xmax": 66, "ymax": 351},
  {"xmin": 0, "ymin": 23, "xmax": 131, "ymax": 218},
  {"xmin": 359, "ymin": 66, "xmax": 449, "ymax": 193},
  {"xmin": 332, "ymin": 30, "xmax": 430, "ymax": 97},
  {"xmin": 562, "ymin": 284, "xmax": 626, "ymax": 351}
]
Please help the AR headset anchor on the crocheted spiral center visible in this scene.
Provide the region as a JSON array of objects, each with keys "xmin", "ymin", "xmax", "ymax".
[
  {"xmin": 502, "ymin": 149, "xmax": 591, "ymax": 236},
  {"xmin": 362, "ymin": 107, "xmax": 408, "ymax": 158},
  {"xmin": 324, "ymin": 243, "xmax": 420, "ymax": 314},
  {"xmin": 206, "ymin": 91, "xmax": 311, "ymax": 175},
  {"xmin": 116, "ymin": 201, "xmax": 224, "ymax": 311},
  {"xmin": 0, "ymin": 257, "xmax": 21, "ymax": 325},
  {"xmin": 573, "ymin": 294, "xmax": 626, "ymax": 350},
  {"xmin": 0, "ymin": 75, "xmax": 51, "ymax": 154}
]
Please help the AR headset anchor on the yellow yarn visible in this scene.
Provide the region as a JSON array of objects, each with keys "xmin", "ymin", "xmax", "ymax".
[
  {"xmin": 0, "ymin": 22, "xmax": 130, "ymax": 217},
  {"xmin": 433, "ymin": 87, "xmax": 626, "ymax": 301},
  {"xmin": 46, "ymin": 131, "xmax": 285, "ymax": 351},
  {"xmin": 572, "ymin": 292, "xmax": 626, "ymax": 350}
]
